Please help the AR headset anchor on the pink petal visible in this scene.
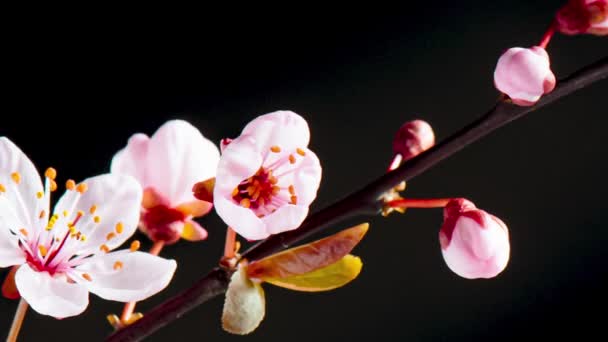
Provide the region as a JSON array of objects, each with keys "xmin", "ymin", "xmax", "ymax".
[
  {"xmin": 74, "ymin": 251, "xmax": 176, "ymax": 302},
  {"xmin": 261, "ymin": 204, "xmax": 309, "ymax": 236},
  {"xmin": 53, "ymin": 174, "xmax": 142, "ymax": 254},
  {"xmin": 287, "ymin": 148, "xmax": 322, "ymax": 206},
  {"xmin": 145, "ymin": 120, "xmax": 220, "ymax": 206},
  {"xmin": 0, "ymin": 137, "xmax": 46, "ymax": 232},
  {"xmin": 181, "ymin": 220, "xmax": 208, "ymax": 241},
  {"xmin": 215, "ymin": 136, "xmax": 263, "ymax": 195},
  {"xmin": 0, "ymin": 197, "xmax": 26, "ymax": 267},
  {"xmin": 214, "ymin": 195, "xmax": 268, "ymax": 240},
  {"xmin": 241, "ymin": 111, "xmax": 311, "ymax": 153},
  {"xmin": 15, "ymin": 264, "xmax": 89, "ymax": 318},
  {"xmin": 110, "ymin": 133, "xmax": 150, "ymax": 186}
]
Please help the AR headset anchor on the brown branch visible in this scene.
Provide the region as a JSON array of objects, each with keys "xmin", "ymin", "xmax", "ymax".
[{"xmin": 107, "ymin": 56, "xmax": 608, "ymax": 342}]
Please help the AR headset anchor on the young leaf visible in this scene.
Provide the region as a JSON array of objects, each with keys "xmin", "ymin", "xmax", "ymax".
[
  {"xmin": 263, "ymin": 254, "xmax": 363, "ymax": 292},
  {"xmin": 247, "ymin": 222, "xmax": 369, "ymax": 279},
  {"xmin": 222, "ymin": 265, "xmax": 266, "ymax": 335}
]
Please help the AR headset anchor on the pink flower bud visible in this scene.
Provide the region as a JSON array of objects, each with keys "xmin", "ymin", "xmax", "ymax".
[
  {"xmin": 438, "ymin": 198, "xmax": 510, "ymax": 279},
  {"xmin": 392, "ymin": 120, "xmax": 435, "ymax": 161},
  {"xmin": 556, "ymin": 0, "xmax": 608, "ymax": 36},
  {"xmin": 493, "ymin": 46, "xmax": 556, "ymax": 106}
]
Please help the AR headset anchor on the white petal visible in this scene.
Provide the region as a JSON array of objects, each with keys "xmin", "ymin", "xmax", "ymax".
[
  {"xmin": 53, "ymin": 174, "xmax": 142, "ymax": 254},
  {"xmin": 75, "ymin": 251, "xmax": 177, "ymax": 302},
  {"xmin": 110, "ymin": 133, "xmax": 150, "ymax": 186},
  {"xmin": 241, "ymin": 111, "xmax": 311, "ymax": 153},
  {"xmin": 15, "ymin": 264, "xmax": 89, "ymax": 318},
  {"xmin": 0, "ymin": 196, "xmax": 26, "ymax": 267},
  {"xmin": 214, "ymin": 195, "xmax": 268, "ymax": 240},
  {"xmin": 145, "ymin": 120, "xmax": 220, "ymax": 206},
  {"xmin": 214, "ymin": 136, "xmax": 263, "ymax": 195},
  {"xmin": 0, "ymin": 137, "xmax": 46, "ymax": 232},
  {"xmin": 261, "ymin": 204, "xmax": 309, "ymax": 236}
]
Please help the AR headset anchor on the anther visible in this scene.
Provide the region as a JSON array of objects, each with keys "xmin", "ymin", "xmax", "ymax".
[
  {"xmin": 115, "ymin": 222, "xmax": 124, "ymax": 234},
  {"xmin": 11, "ymin": 172, "xmax": 21, "ymax": 184},
  {"xmin": 113, "ymin": 261, "xmax": 124, "ymax": 270},
  {"xmin": 63, "ymin": 210, "xmax": 69, "ymax": 217},
  {"xmin": 50, "ymin": 180, "xmax": 57, "ymax": 192},
  {"xmin": 37, "ymin": 191, "xmax": 43, "ymax": 199},
  {"xmin": 39, "ymin": 210, "xmax": 46, "ymax": 219},
  {"xmin": 89, "ymin": 205, "xmax": 97, "ymax": 214},
  {"xmin": 130, "ymin": 240, "xmax": 140, "ymax": 252},
  {"xmin": 289, "ymin": 154, "xmax": 296, "ymax": 164},
  {"xmin": 288, "ymin": 185, "xmax": 295, "ymax": 195},
  {"xmin": 45, "ymin": 167, "xmax": 57, "ymax": 180},
  {"xmin": 0, "ymin": 183, "xmax": 5, "ymax": 192},
  {"xmin": 106, "ymin": 232, "xmax": 116, "ymax": 241},
  {"xmin": 80, "ymin": 235, "xmax": 87, "ymax": 242},
  {"xmin": 232, "ymin": 188, "xmax": 239, "ymax": 197},
  {"xmin": 296, "ymin": 148, "xmax": 306, "ymax": 156},
  {"xmin": 100, "ymin": 244, "xmax": 110, "ymax": 253},
  {"xmin": 240, "ymin": 198, "xmax": 251, "ymax": 208},
  {"xmin": 19, "ymin": 228, "xmax": 28, "ymax": 237},
  {"xmin": 94, "ymin": 216, "xmax": 101, "ymax": 224},
  {"xmin": 38, "ymin": 245, "xmax": 48, "ymax": 257},
  {"xmin": 82, "ymin": 273, "xmax": 92, "ymax": 281},
  {"xmin": 66, "ymin": 179, "xmax": 76, "ymax": 191},
  {"xmin": 76, "ymin": 183, "xmax": 88, "ymax": 193},
  {"xmin": 271, "ymin": 186, "xmax": 280, "ymax": 195},
  {"xmin": 290, "ymin": 195, "xmax": 298, "ymax": 205},
  {"xmin": 270, "ymin": 145, "xmax": 281, "ymax": 153}
]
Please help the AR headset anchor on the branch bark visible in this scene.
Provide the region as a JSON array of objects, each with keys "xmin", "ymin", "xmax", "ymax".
[{"xmin": 107, "ymin": 56, "xmax": 607, "ymax": 342}]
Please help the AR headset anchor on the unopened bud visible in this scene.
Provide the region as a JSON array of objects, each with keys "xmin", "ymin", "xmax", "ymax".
[{"xmin": 392, "ymin": 119, "xmax": 435, "ymax": 162}]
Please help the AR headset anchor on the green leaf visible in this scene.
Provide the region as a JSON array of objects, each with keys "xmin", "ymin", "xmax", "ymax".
[
  {"xmin": 222, "ymin": 266, "xmax": 266, "ymax": 335},
  {"xmin": 263, "ymin": 254, "xmax": 363, "ymax": 292},
  {"xmin": 247, "ymin": 223, "xmax": 369, "ymax": 279}
]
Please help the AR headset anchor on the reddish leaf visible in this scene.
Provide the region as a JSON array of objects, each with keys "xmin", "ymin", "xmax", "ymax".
[{"xmin": 247, "ymin": 222, "xmax": 369, "ymax": 279}]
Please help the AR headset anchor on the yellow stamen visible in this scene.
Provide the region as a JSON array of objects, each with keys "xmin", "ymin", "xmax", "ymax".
[
  {"xmin": 39, "ymin": 210, "xmax": 46, "ymax": 219},
  {"xmin": 38, "ymin": 245, "xmax": 48, "ymax": 257},
  {"xmin": 115, "ymin": 222, "xmax": 124, "ymax": 234},
  {"xmin": 296, "ymin": 148, "xmax": 306, "ymax": 156},
  {"xmin": 270, "ymin": 145, "xmax": 281, "ymax": 153},
  {"xmin": 80, "ymin": 234, "xmax": 87, "ymax": 242},
  {"xmin": 290, "ymin": 195, "xmax": 298, "ymax": 205},
  {"xmin": 76, "ymin": 183, "xmax": 88, "ymax": 193},
  {"xmin": 0, "ymin": 183, "xmax": 5, "ymax": 192},
  {"xmin": 50, "ymin": 180, "xmax": 57, "ymax": 192},
  {"xmin": 231, "ymin": 187, "xmax": 239, "ymax": 197},
  {"xmin": 44, "ymin": 167, "xmax": 57, "ymax": 180},
  {"xmin": 36, "ymin": 191, "xmax": 43, "ymax": 199},
  {"xmin": 89, "ymin": 205, "xmax": 97, "ymax": 214},
  {"xmin": 100, "ymin": 244, "xmax": 110, "ymax": 253},
  {"xmin": 19, "ymin": 228, "xmax": 28, "ymax": 237},
  {"xmin": 289, "ymin": 154, "xmax": 296, "ymax": 164},
  {"xmin": 113, "ymin": 261, "xmax": 123, "ymax": 270},
  {"xmin": 66, "ymin": 179, "xmax": 76, "ymax": 191},
  {"xmin": 269, "ymin": 176, "xmax": 278, "ymax": 184},
  {"xmin": 106, "ymin": 232, "xmax": 116, "ymax": 241},
  {"xmin": 130, "ymin": 240, "xmax": 140, "ymax": 252},
  {"xmin": 63, "ymin": 210, "xmax": 69, "ymax": 217},
  {"xmin": 94, "ymin": 216, "xmax": 101, "ymax": 224},
  {"xmin": 271, "ymin": 186, "xmax": 280, "ymax": 195},
  {"xmin": 258, "ymin": 197, "xmax": 265, "ymax": 207},
  {"xmin": 11, "ymin": 172, "xmax": 21, "ymax": 184},
  {"xmin": 246, "ymin": 185, "xmax": 256, "ymax": 196},
  {"xmin": 240, "ymin": 198, "xmax": 251, "ymax": 208},
  {"xmin": 288, "ymin": 185, "xmax": 295, "ymax": 195},
  {"xmin": 82, "ymin": 273, "xmax": 92, "ymax": 281}
]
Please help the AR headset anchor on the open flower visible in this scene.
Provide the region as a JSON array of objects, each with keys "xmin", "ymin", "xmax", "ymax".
[
  {"xmin": 214, "ymin": 111, "xmax": 322, "ymax": 240},
  {"xmin": 494, "ymin": 46, "xmax": 556, "ymax": 106},
  {"xmin": 438, "ymin": 198, "xmax": 510, "ymax": 279},
  {"xmin": 556, "ymin": 0, "xmax": 608, "ymax": 36},
  {"xmin": 111, "ymin": 120, "xmax": 220, "ymax": 244},
  {"xmin": 0, "ymin": 137, "xmax": 177, "ymax": 318}
]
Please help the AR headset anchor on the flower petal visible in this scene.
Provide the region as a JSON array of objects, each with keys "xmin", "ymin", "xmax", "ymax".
[
  {"xmin": 241, "ymin": 111, "xmax": 311, "ymax": 152},
  {"xmin": 215, "ymin": 136, "xmax": 263, "ymax": 194},
  {"xmin": 15, "ymin": 264, "xmax": 89, "ymax": 318},
  {"xmin": 145, "ymin": 120, "xmax": 220, "ymax": 206},
  {"xmin": 75, "ymin": 251, "xmax": 176, "ymax": 302},
  {"xmin": 110, "ymin": 133, "xmax": 150, "ymax": 186},
  {"xmin": 214, "ymin": 195, "xmax": 267, "ymax": 240},
  {"xmin": 0, "ymin": 137, "xmax": 46, "ymax": 232},
  {"xmin": 181, "ymin": 220, "xmax": 208, "ymax": 241},
  {"xmin": 284, "ymin": 148, "xmax": 322, "ymax": 206},
  {"xmin": 0, "ymin": 196, "xmax": 26, "ymax": 267},
  {"xmin": 53, "ymin": 174, "xmax": 142, "ymax": 254},
  {"xmin": 261, "ymin": 204, "xmax": 309, "ymax": 236}
]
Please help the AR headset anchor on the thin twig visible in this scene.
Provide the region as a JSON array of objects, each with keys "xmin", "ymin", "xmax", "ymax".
[{"xmin": 107, "ymin": 56, "xmax": 608, "ymax": 342}]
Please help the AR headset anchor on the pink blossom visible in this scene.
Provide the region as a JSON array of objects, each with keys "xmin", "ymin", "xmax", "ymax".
[
  {"xmin": 438, "ymin": 198, "xmax": 510, "ymax": 279},
  {"xmin": 214, "ymin": 111, "xmax": 322, "ymax": 240},
  {"xmin": 0, "ymin": 137, "xmax": 176, "ymax": 318},
  {"xmin": 392, "ymin": 120, "xmax": 435, "ymax": 162},
  {"xmin": 111, "ymin": 120, "xmax": 220, "ymax": 244},
  {"xmin": 556, "ymin": 0, "xmax": 608, "ymax": 36},
  {"xmin": 493, "ymin": 46, "xmax": 556, "ymax": 106}
]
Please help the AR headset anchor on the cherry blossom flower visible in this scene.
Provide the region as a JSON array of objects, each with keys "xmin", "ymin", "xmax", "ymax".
[
  {"xmin": 493, "ymin": 46, "xmax": 556, "ymax": 106},
  {"xmin": 111, "ymin": 120, "xmax": 220, "ymax": 244},
  {"xmin": 0, "ymin": 137, "xmax": 176, "ymax": 318},
  {"xmin": 439, "ymin": 198, "xmax": 510, "ymax": 279},
  {"xmin": 214, "ymin": 111, "xmax": 322, "ymax": 240},
  {"xmin": 556, "ymin": 0, "xmax": 608, "ymax": 36}
]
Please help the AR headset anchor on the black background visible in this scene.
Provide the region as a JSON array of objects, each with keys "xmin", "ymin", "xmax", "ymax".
[{"xmin": 1, "ymin": 1, "xmax": 607, "ymax": 341}]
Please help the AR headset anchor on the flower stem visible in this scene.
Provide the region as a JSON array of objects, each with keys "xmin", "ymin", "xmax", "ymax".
[
  {"xmin": 120, "ymin": 241, "xmax": 165, "ymax": 325},
  {"xmin": 223, "ymin": 227, "xmax": 237, "ymax": 259},
  {"xmin": 539, "ymin": 23, "xmax": 556, "ymax": 49},
  {"xmin": 388, "ymin": 198, "xmax": 451, "ymax": 209},
  {"xmin": 7, "ymin": 298, "xmax": 28, "ymax": 342}
]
